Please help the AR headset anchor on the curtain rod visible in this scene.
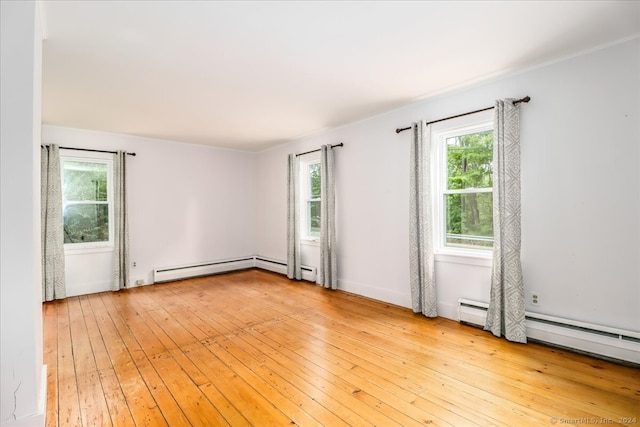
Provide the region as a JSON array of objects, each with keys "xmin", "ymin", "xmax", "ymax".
[
  {"xmin": 296, "ymin": 143, "xmax": 344, "ymax": 157},
  {"xmin": 49, "ymin": 145, "xmax": 137, "ymax": 156},
  {"xmin": 395, "ymin": 96, "xmax": 531, "ymax": 134}
]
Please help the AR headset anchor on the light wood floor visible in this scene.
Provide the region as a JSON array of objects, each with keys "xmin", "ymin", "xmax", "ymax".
[{"xmin": 44, "ymin": 269, "xmax": 639, "ymax": 426}]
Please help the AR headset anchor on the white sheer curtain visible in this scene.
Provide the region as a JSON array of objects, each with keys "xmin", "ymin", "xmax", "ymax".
[
  {"xmin": 484, "ymin": 99, "xmax": 526, "ymax": 343},
  {"xmin": 409, "ymin": 121, "xmax": 437, "ymax": 317},
  {"xmin": 41, "ymin": 144, "xmax": 66, "ymax": 301},
  {"xmin": 287, "ymin": 153, "xmax": 302, "ymax": 280},
  {"xmin": 318, "ymin": 144, "xmax": 337, "ymax": 289},
  {"xmin": 113, "ymin": 151, "xmax": 130, "ymax": 290}
]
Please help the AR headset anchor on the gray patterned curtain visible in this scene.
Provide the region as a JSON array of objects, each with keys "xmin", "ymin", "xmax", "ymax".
[
  {"xmin": 113, "ymin": 151, "xmax": 130, "ymax": 290},
  {"xmin": 409, "ymin": 121, "xmax": 437, "ymax": 317},
  {"xmin": 287, "ymin": 153, "xmax": 302, "ymax": 280},
  {"xmin": 41, "ymin": 144, "xmax": 66, "ymax": 301},
  {"xmin": 318, "ymin": 144, "xmax": 337, "ymax": 289},
  {"xmin": 484, "ymin": 99, "xmax": 526, "ymax": 343}
]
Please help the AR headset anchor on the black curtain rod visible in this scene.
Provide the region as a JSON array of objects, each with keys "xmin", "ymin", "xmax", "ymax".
[
  {"xmin": 50, "ymin": 145, "xmax": 137, "ymax": 156},
  {"xmin": 296, "ymin": 142, "xmax": 344, "ymax": 157},
  {"xmin": 395, "ymin": 96, "xmax": 531, "ymax": 134}
]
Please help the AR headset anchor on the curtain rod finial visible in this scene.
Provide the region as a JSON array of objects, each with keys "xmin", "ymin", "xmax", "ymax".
[
  {"xmin": 395, "ymin": 126, "xmax": 411, "ymax": 134},
  {"xmin": 521, "ymin": 96, "xmax": 531, "ymax": 103}
]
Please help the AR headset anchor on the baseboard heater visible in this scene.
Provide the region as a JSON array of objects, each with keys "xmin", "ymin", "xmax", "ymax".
[
  {"xmin": 154, "ymin": 256, "xmax": 317, "ymax": 284},
  {"xmin": 254, "ymin": 256, "xmax": 317, "ymax": 283},
  {"xmin": 458, "ymin": 298, "xmax": 640, "ymax": 365}
]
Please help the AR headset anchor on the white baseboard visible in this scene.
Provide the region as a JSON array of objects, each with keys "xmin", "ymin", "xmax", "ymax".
[{"xmin": 458, "ymin": 299, "xmax": 640, "ymax": 365}]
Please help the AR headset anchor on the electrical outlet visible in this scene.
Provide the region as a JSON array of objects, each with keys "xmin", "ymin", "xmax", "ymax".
[
  {"xmin": 132, "ymin": 261, "xmax": 137, "ymax": 268},
  {"xmin": 531, "ymin": 292, "xmax": 540, "ymax": 306},
  {"xmin": 136, "ymin": 279, "xmax": 144, "ymax": 286}
]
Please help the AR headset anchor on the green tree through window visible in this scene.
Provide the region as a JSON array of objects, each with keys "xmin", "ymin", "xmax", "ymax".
[
  {"xmin": 62, "ymin": 160, "xmax": 110, "ymax": 244},
  {"xmin": 444, "ymin": 130, "xmax": 493, "ymax": 249},
  {"xmin": 307, "ymin": 162, "xmax": 321, "ymax": 237}
]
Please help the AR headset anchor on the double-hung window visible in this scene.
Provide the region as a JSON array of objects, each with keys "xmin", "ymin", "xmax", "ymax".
[
  {"xmin": 61, "ymin": 155, "xmax": 114, "ymax": 248},
  {"xmin": 434, "ymin": 119, "xmax": 494, "ymax": 254},
  {"xmin": 300, "ymin": 156, "xmax": 321, "ymax": 241}
]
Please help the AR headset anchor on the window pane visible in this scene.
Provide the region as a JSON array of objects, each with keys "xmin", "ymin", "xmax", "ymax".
[
  {"xmin": 63, "ymin": 204, "xmax": 109, "ymax": 244},
  {"xmin": 308, "ymin": 200, "xmax": 321, "ymax": 237},
  {"xmin": 447, "ymin": 130, "xmax": 493, "ymax": 190},
  {"xmin": 309, "ymin": 163, "xmax": 321, "ymax": 199},
  {"xmin": 445, "ymin": 192, "xmax": 493, "ymax": 249},
  {"xmin": 63, "ymin": 161, "xmax": 108, "ymax": 201}
]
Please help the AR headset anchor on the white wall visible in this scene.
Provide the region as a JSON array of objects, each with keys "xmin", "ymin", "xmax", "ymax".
[
  {"xmin": 43, "ymin": 126, "xmax": 256, "ymax": 295},
  {"xmin": 1, "ymin": 1, "xmax": 45, "ymax": 425},
  {"xmin": 256, "ymin": 37, "xmax": 640, "ymax": 332}
]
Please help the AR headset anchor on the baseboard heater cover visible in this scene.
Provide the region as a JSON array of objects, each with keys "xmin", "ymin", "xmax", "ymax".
[
  {"xmin": 254, "ymin": 256, "xmax": 317, "ymax": 283},
  {"xmin": 458, "ymin": 298, "xmax": 640, "ymax": 365},
  {"xmin": 154, "ymin": 256, "xmax": 317, "ymax": 284},
  {"xmin": 154, "ymin": 257, "xmax": 256, "ymax": 283}
]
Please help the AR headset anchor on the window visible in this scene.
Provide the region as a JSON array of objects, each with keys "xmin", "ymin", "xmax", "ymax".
[
  {"xmin": 300, "ymin": 157, "xmax": 321, "ymax": 241},
  {"xmin": 61, "ymin": 156, "xmax": 113, "ymax": 247},
  {"xmin": 434, "ymin": 121, "xmax": 493, "ymax": 253}
]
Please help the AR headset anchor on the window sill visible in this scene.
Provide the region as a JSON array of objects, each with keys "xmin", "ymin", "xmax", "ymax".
[
  {"xmin": 300, "ymin": 238, "xmax": 320, "ymax": 247},
  {"xmin": 434, "ymin": 251, "xmax": 492, "ymax": 267},
  {"xmin": 64, "ymin": 244, "xmax": 114, "ymax": 255}
]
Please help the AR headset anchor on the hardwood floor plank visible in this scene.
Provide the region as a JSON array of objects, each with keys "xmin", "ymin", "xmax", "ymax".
[
  {"xmin": 67, "ymin": 297, "xmax": 97, "ymax": 376},
  {"xmin": 220, "ymin": 330, "xmax": 350, "ymax": 427},
  {"xmin": 285, "ymin": 307, "xmax": 575, "ymax": 425},
  {"xmin": 147, "ymin": 351, "xmax": 229, "ymax": 426},
  {"xmin": 76, "ymin": 371, "xmax": 112, "ymax": 427},
  {"xmin": 253, "ymin": 317, "xmax": 470, "ymax": 427},
  {"xmin": 55, "ymin": 301, "xmax": 82, "ymax": 427},
  {"xmin": 44, "ymin": 270, "xmax": 640, "ymax": 427},
  {"xmin": 132, "ymin": 355, "xmax": 192, "ymax": 427},
  {"xmin": 326, "ymin": 297, "xmax": 640, "ymax": 400},
  {"xmin": 104, "ymin": 293, "xmax": 168, "ymax": 358},
  {"xmin": 98, "ymin": 368, "xmax": 136, "ymax": 427},
  {"xmin": 242, "ymin": 325, "xmax": 411, "ymax": 426},
  {"xmin": 99, "ymin": 294, "xmax": 169, "ymax": 427},
  {"xmin": 240, "ymin": 328, "xmax": 378, "ymax": 426},
  {"xmin": 57, "ymin": 377, "xmax": 82, "ymax": 427},
  {"xmin": 206, "ymin": 336, "xmax": 323, "ymax": 426},
  {"xmin": 198, "ymin": 382, "xmax": 252, "ymax": 427},
  {"xmin": 184, "ymin": 342, "xmax": 295, "ymax": 425},
  {"xmin": 293, "ymin": 306, "xmax": 637, "ymax": 421},
  {"xmin": 79, "ymin": 295, "xmax": 112, "ymax": 372},
  {"xmin": 114, "ymin": 366, "xmax": 168, "ymax": 427},
  {"xmin": 140, "ymin": 303, "xmax": 209, "ymax": 386},
  {"xmin": 89, "ymin": 294, "xmax": 138, "ymax": 372}
]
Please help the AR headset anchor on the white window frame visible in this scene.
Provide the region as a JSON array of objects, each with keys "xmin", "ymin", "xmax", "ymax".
[
  {"xmin": 60, "ymin": 151, "xmax": 114, "ymax": 252},
  {"xmin": 432, "ymin": 112, "xmax": 494, "ymax": 260},
  {"xmin": 299, "ymin": 153, "xmax": 321, "ymax": 244}
]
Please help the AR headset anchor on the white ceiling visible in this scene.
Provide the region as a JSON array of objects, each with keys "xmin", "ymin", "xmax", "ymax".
[{"xmin": 41, "ymin": 1, "xmax": 640, "ymax": 151}]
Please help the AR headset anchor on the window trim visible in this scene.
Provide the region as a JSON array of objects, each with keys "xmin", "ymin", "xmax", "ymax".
[
  {"xmin": 60, "ymin": 151, "xmax": 115, "ymax": 251},
  {"xmin": 299, "ymin": 153, "xmax": 321, "ymax": 243},
  {"xmin": 432, "ymin": 114, "xmax": 494, "ymax": 259}
]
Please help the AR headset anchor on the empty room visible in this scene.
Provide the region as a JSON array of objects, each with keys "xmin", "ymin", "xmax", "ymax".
[{"xmin": 1, "ymin": 1, "xmax": 639, "ymax": 426}]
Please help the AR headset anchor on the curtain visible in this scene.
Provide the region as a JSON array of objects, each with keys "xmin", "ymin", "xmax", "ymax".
[
  {"xmin": 318, "ymin": 144, "xmax": 337, "ymax": 289},
  {"xmin": 287, "ymin": 153, "xmax": 302, "ymax": 280},
  {"xmin": 113, "ymin": 151, "xmax": 130, "ymax": 291},
  {"xmin": 409, "ymin": 121, "xmax": 437, "ymax": 317},
  {"xmin": 41, "ymin": 145, "xmax": 66, "ymax": 301},
  {"xmin": 484, "ymin": 99, "xmax": 526, "ymax": 343}
]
